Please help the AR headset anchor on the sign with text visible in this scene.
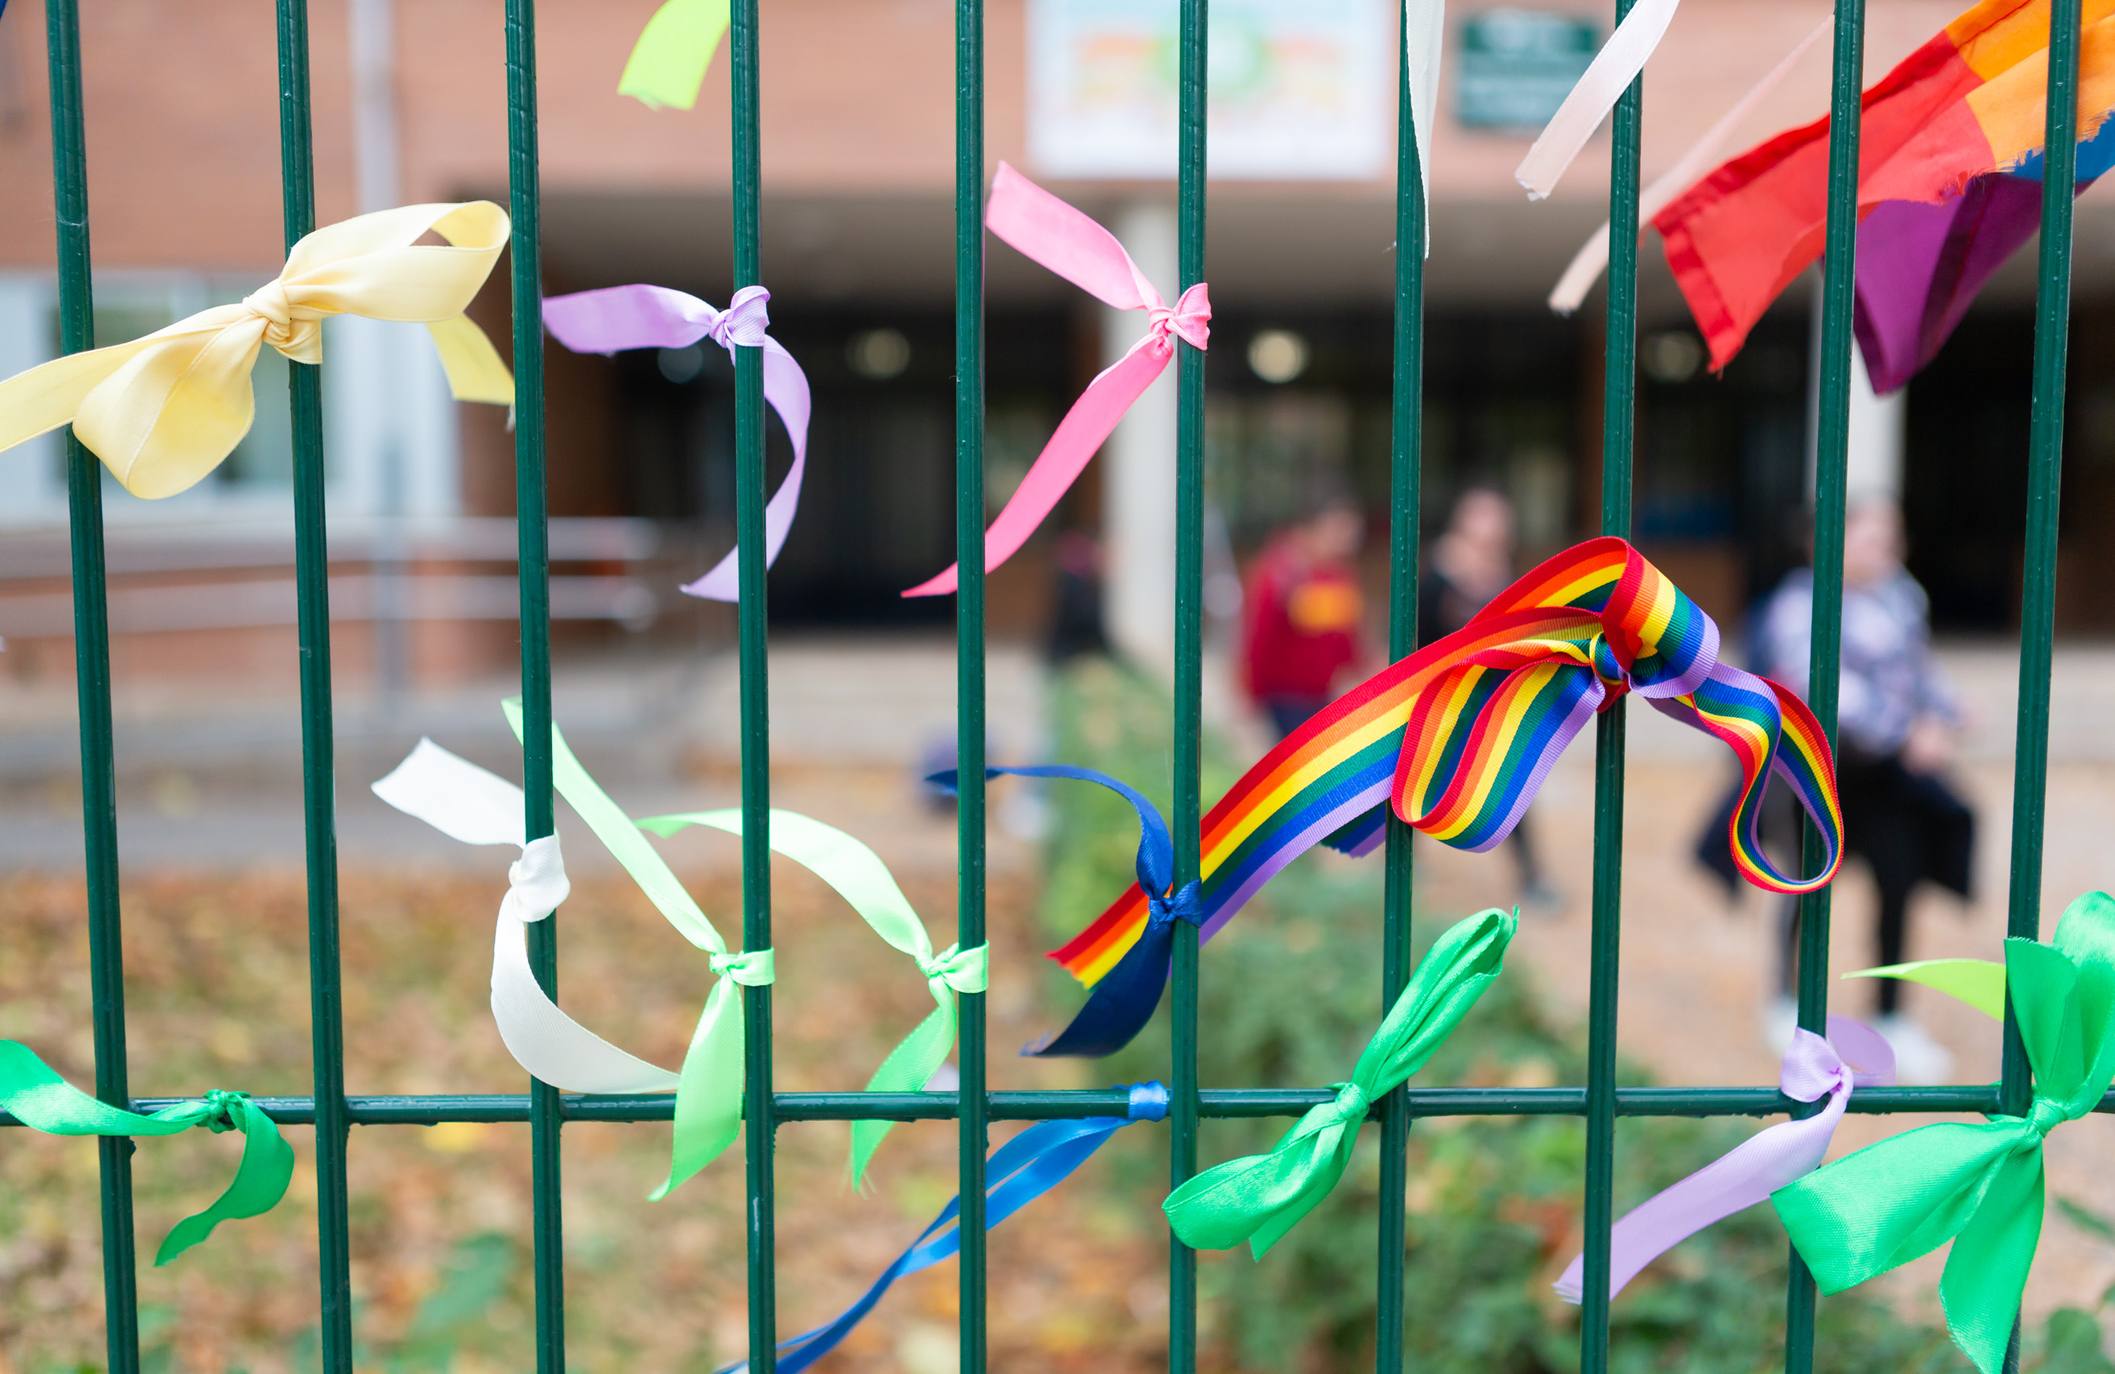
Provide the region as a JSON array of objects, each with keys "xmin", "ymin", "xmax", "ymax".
[{"xmin": 1456, "ymin": 9, "xmax": 1600, "ymax": 131}]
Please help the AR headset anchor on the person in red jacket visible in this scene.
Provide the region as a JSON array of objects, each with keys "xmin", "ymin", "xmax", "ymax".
[{"xmin": 1240, "ymin": 492, "xmax": 1368, "ymax": 739}]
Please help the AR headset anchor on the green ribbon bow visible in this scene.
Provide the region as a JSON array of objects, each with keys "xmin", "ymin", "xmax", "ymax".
[
  {"xmin": 1774, "ymin": 891, "xmax": 2115, "ymax": 1374},
  {"xmin": 502, "ymin": 698, "xmax": 771, "ymax": 1200},
  {"xmin": 1163, "ymin": 908, "xmax": 1517, "ymax": 1257},
  {"xmin": 638, "ymin": 808, "xmax": 988, "ymax": 1189},
  {"xmin": 0, "ymin": 1042, "xmax": 293, "ymax": 1264},
  {"xmin": 618, "ymin": 0, "xmax": 730, "ymax": 111}
]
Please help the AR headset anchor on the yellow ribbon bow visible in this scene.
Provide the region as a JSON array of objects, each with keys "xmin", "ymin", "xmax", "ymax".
[{"xmin": 0, "ymin": 201, "xmax": 514, "ymax": 499}]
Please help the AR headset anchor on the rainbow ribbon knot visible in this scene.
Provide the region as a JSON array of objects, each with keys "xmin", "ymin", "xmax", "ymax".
[
  {"xmin": 1556, "ymin": 1014, "xmax": 1894, "ymax": 1303},
  {"xmin": 543, "ymin": 283, "xmax": 810, "ymax": 603},
  {"xmin": 905, "ymin": 162, "xmax": 1210, "ymax": 598},
  {"xmin": 1773, "ymin": 891, "xmax": 2115, "ymax": 1374},
  {"xmin": 1050, "ymin": 537, "xmax": 1843, "ymax": 1054},
  {"xmin": 1163, "ymin": 909, "xmax": 1515, "ymax": 1256},
  {"xmin": 0, "ymin": 1043, "xmax": 294, "ymax": 1264}
]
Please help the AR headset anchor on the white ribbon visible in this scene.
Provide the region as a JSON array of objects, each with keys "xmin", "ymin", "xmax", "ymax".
[
  {"xmin": 1404, "ymin": 0, "xmax": 1447, "ymax": 255},
  {"xmin": 372, "ymin": 740, "xmax": 679, "ymax": 1094},
  {"xmin": 1516, "ymin": 0, "xmax": 1683, "ymax": 201}
]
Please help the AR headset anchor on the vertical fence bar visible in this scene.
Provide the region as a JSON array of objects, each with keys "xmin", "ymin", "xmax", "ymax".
[
  {"xmin": 1374, "ymin": 17, "xmax": 1426, "ymax": 1372},
  {"xmin": 1576, "ymin": 0, "xmax": 1640, "ymax": 1365},
  {"xmin": 270, "ymin": 3, "xmax": 355, "ymax": 1367},
  {"xmin": 43, "ymin": 5, "xmax": 140, "ymax": 1368},
  {"xmin": 1167, "ymin": 1, "xmax": 1208, "ymax": 1369},
  {"xmin": 1783, "ymin": 4, "xmax": 1866, "ymax": 1369},
  {"xmin": 953, "ymin": 0, "xmax": 990, "ymax": 1369},
  {"xmin": 727, "ymin": 1, "xmax": 779, "ymax": 1367},
  {"xmin": 503, "ymin": 2, "xmax": 566, "ymax": 1369},
  {"xmin": 1998, "ymin": 1, "xmax": 2081, "ymax": 1368}
]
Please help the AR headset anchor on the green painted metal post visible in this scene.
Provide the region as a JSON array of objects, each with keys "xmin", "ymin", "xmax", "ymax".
[
  {"xmin": 953, "ymin": 1, "xmax": 991, "ymax": 1369},
  {"xmin": 1999, "ymin": 0, "xmax": 2081, "ymax": 1368},
  {"xmin": 1375, "ymin": 16, "xmax": 1426, "ymax": 1371},
  {"xmin": 1577, "ymin": 0, "xmax": 1640, "ymax": 1366},
  {"xmin": 503, "ymin": 1, "xmax": 567, "ymax": 1370},
  {"xmin": 727, "ymin": 1, "xmax": 779, "ymax": 1367},
  {"xmin": 1168, "ymin": 2, "xmax": 1208, "ymax": 1369},
  {"xmin": 270, "ymin": 2, "xmax": 355, "ymax": 1367},
  {"xmin": 1783, "ymin": 3, "xmax": 1866, "ymax": 1368},
  {"xmin": 43, "ymin": 4, "xmax": 140, "ymax": 1369}
]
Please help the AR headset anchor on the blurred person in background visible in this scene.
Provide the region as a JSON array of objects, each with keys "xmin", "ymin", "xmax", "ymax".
[
  {"xmin": 1742, "ymin": 497, "xmax": 1974, "ymax": 1083},
  {"xmin": 1239, "ymin": 488, "xmax": 1368, "ymax": 740},
  {"xmin": 1421, "ymin": 485, "xmax": 1558, "ymax": 907}
]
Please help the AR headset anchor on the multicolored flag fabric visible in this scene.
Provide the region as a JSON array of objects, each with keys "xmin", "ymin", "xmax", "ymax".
[
  {"xmin": 1049, "ymin": 537, "xmax": 1843, "ymax": 1018},
  {"xmin": 1654, "ymin": 0, "xmax": 2115, "ymax": 388}
]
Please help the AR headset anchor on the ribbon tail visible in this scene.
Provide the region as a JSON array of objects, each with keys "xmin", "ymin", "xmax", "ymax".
[
  {"xmin": 1939, "ymin": 1151, "xmax": 2046, "ymax": 1374},
  {"xmin": 424, "ymin": 315, "xmax": 515, "ymax": 406},
  {"xmin": 618, "ymin": 0, "xmax": 731, "ymax": 110},
  {"xmin": 1515, "ymin": 0, "xmax": 1682, "ymax": 199},
  {"xmin": 850, "ymin": 993, "xmax": 957, "ymax": 1190},
  {"xmin": 1023, "ymin": 916, "xmax": 1175, "ymax": 1058},
  {"xmin": 1555, "ymin": 1090, "xmax": 1845, "ymax": 1303},
  {"xmin": 1163, "ymin": 1112, "xmax": 1350, "ymax": 1256},
  {"xmin": 1403, "ymin": 0, "xmax": 1445, "ymax": 255},
  {"xmin": 650, "ymin": 977, "xmax": 746, "ymax": 1200},
  {"xmin": 154, "ymin": 1099, "xmax": 296, "ymax": 1266},
  {"xmin": 491, "ymin": 915, "xmax": 680, "ymax": 1094},
  {"xmin": 904, "ymin": 341, "xmax": 1168, "ymax": 597},
  {"xmin": 683, "ymin": 336, "xmax": 813, "ymax": 602},
  {"xmin": 1846, "ymin": 958, "xmax": 2007, "ymax": 1020},
  {"xmin": 0, "ymin": 1041, "xmax": 171, "ymax": 1135},
  {"xmin": 0, "ymin": 339, "xmax": 143, "ymax": 458}
]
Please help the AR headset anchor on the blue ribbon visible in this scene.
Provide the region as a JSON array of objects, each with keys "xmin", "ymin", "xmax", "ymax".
[
  {"xmin": 930, "ymin": 765, "xmax": 1198, "ymax": 1057},
  {"xmin": 720, "ymin": 1082, "xmax": 1170, "ymax": 1373}
]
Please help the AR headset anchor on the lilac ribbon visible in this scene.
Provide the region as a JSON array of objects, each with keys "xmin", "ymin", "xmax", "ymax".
[
  {"xmin": 1554, "ymin": 1014, "xmax": 1895, "ymax": 1304},
  {"xmin": 542, "ymin": 283, "xmax": 810, "ymax": 602}
]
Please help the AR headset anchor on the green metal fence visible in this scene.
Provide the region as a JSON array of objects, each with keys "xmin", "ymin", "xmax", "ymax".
[{"xmin": 11, "ymin": 0, "xmax": 2101, "ymax": 1371}]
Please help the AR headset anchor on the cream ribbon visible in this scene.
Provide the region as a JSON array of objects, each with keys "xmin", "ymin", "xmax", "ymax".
[{"xmin": 0, "ymin": 201, "xmax": 513, "ymax": 499}]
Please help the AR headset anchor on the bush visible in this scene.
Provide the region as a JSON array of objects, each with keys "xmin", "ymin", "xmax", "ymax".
[{"xmin": 1033, "ymin": 659, "xmax": 2100, "ymax": 1372}]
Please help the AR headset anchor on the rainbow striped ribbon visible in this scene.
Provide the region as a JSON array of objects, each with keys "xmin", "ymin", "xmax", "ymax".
[{"xmin": 1052, "ymin": 536, "xmax": 1843, "ymax": 1000}]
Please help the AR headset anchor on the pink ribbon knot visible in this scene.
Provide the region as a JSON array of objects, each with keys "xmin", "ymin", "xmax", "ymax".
[
  {"xmin": 705, "ymin": 285, "xmax": 773, "ymax": 351},
  {"xmin": 904, "ymin": 163, "xmax": 1212, "ymax": 599}
]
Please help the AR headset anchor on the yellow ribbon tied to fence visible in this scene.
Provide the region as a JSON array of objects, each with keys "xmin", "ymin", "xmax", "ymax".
[{"xmin": 0, "ymin": 201, "xmax": 514, "ymax": 499}]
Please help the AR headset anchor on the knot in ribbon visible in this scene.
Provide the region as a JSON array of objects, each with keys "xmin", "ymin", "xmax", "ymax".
[
  {"xmin": 1051, "ymin": 537, "xmax": 1846, "ymax": 1050},
  {"xmin": 1164, "ymin": 909, "xmax": 1516, "ymax": 1257},
  {"xmin": 0, "ymin": 201, "xmax": 513, "ymax": 499},
  {"xmin": 709, "ymin": 947, "xmax": 776, "ymax": 987},
  {"xmin": 542, "ymin": 282, "xmax": 811, "ymax": 604},
  {"xmin": 1557, "ymin": 1014, "xmax": 1893, "ymax": 1304},
  {"xmin": 635, "ymin": 801, "xmax": 987, "ymax": 1190},
  {"xmin": 1146, "ymin": 283, "xmax": 1213, "ymax": 353},
  {"xmin": 918, "ymin": 942, "xmax": 990, "ymax": 996},
  {"xmin": 239, "ymin": 279, "xmax": 319, "ymax": 359},
  {"xmin": 503, "ymin": 834, "xmax": 570, "ymax": 924},
  {"xmin": 904, "ymin": 163, "xmax": 1211, "ymax": 598},
  {"xmin": 1774, "ymin": 892, "xmax": 2115, "ymax": 1374},
  {"xmin": 1147, "ymin": 880, "xmax": 1206, "ymax": 933},
  {"xmin": 704, "ymin": 284, "xmax": 772, "ymax": 350},
  {"xmin": 0, "ymin": 1042, "xmax": 295, "ymax": 1265},
  {"xmin": 1127, "ymin": 1081, "xmax": 1173, "ymax": 1123}
]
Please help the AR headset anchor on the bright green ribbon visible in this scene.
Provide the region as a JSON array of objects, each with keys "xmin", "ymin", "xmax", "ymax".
[
  {"xmin": 618, "ymin": 0, "xmax": 730, "ymax": 111},
  {"xmin": 1774, "ymin": 891, "xmax": 2115, "ymax": 1374},
  {"xmin": 0, "ymin": 1042, "xmax": 293, "ymax": 1264},
  {"xmin": 1162, "ymin": 908, "xmax": 1517, "ymax": 1257},
  {"xmin": 638, "ymin": 807, "xmax": 988, "ymax": 1189},
  {"xmin": 502, "ymin": 698, "xmax": 769, "ymax": 1200},
  {"xmin": 1846, "ymin": 957, "xmax": 2009, "ymax": 1020}
]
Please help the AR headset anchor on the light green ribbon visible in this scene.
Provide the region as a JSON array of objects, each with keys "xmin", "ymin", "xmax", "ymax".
[
  {"xmin": 618, "ymin": 0, "xmax": 730, "ymax": 111},
  {"xmin": 638, "ymin": 807, "xmax": 988, "ymax": 1189},
  {"xmin": 1774, "ymin": 891, "xmax": 2115, "ymax": 1374},
  {"xmin": 1846, "ymin": 957, "xmax": 2009, "ymax": 1020},
  {"xmin": 0, "ymin": 1042, "xmax": 293, "ymax": 1264},
  {"xmin": 1162, "ymin": 908, "xmax": 1517, "ymax": 1257},
  {"xmin": 502, "ymin": 698, "xmax": 770, "ymax": 1200}
]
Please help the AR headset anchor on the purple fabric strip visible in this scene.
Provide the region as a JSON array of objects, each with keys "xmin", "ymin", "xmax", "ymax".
[
  {"xmin": 1554, "ymin": 1015, "xmax": 1894, "ymax": 1303},
  {"xmin": 542, "ymin": 284, "xmax": 811, "ymax": 603}
]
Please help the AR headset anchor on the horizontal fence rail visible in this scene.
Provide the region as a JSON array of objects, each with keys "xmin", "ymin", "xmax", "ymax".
[{"xmin": 13, "ymin": 0, "xmax": 2088, "ymax": 1371}]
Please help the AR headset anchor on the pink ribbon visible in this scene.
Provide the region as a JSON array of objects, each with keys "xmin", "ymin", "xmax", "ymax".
[
  {"xmin": 1554, "ymin": 1014, "xmax": 1895, "ymax": 1304},
  {"xmin": 542, "ymin": 283, "xmax": 810, "ymax": 603},
  {"xmin": 903, "ymin": 163, "xmax": 1210, "ymax": 599}
]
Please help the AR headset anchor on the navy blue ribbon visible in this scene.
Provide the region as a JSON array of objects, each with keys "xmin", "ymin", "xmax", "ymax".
[
  {"xmin": 719, "ymin": 1082, "xmax": 1169, "ymax": 1373},
  {"xmin": 930, "ymin": 765, "xmax": 1199, "ymax": 1057}
]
